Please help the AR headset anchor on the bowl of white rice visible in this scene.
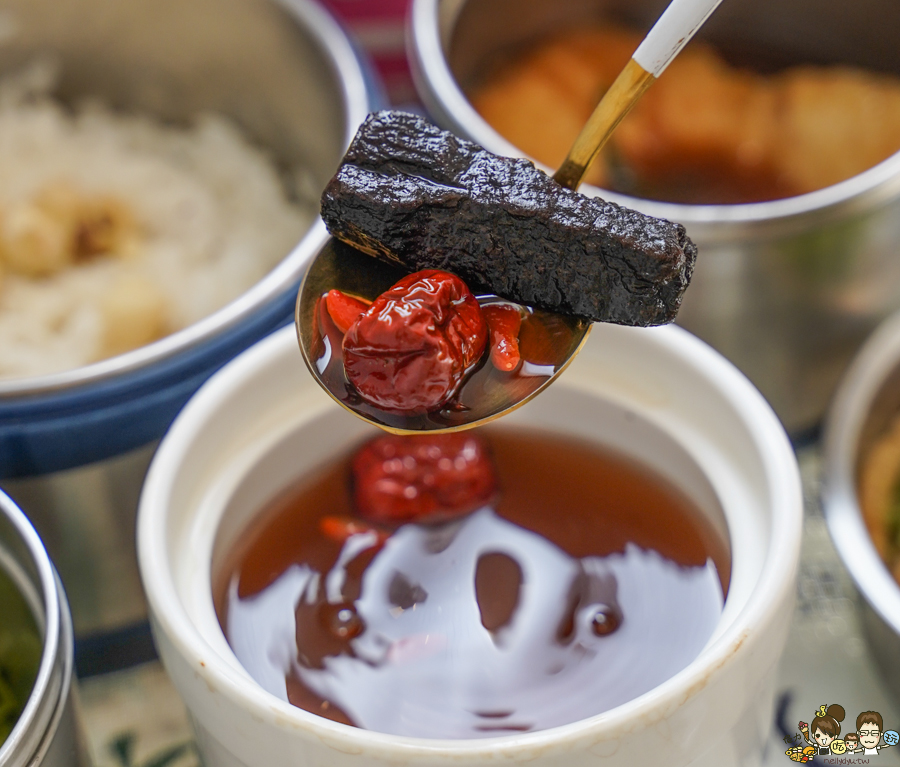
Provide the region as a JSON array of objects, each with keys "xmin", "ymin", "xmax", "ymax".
[
  {"xmin": 0, "ymin": 0, "xmax": 373, "ymax": 477},
  {"xmin": 0, "ymin": 0, "xmax": 374, "ymax": 652}
]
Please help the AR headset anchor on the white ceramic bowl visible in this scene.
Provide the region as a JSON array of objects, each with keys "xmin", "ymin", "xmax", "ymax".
[{"xmin": 137, "ymin": 323, "xmax": 802, "ymax": 767}]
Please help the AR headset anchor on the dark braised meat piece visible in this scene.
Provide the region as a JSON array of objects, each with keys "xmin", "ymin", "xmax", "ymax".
[{"xmin": 320, "ymin": 110, "xmax": 697, "ymax": 326}]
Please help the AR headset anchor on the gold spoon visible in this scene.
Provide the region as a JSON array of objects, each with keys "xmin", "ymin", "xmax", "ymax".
[{"xmin": 296, "ymin": 0, "xmax": 724, "ymax": 434}]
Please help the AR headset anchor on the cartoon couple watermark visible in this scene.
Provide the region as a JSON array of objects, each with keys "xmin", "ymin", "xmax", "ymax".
[{"xmin": 785, "ymin": 704, "xmax": 899, "ymax": 762}]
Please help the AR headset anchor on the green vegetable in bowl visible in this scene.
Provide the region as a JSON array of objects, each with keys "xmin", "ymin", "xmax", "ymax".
[{"xmin": 0, "ymin": 566, "xmax": 41, "ymax": 745}]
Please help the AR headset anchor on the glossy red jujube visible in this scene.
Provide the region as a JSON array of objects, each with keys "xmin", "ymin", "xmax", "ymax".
[
  {"xmin": 325, "ymin": 289, "xmax": 370, "ymax": 334},
  {"xmin": 482, "ymin": 304, "xmax": 523, "ymax": 372},
  {"xmin": 342, "ymin": 270, "xmax": 487, "ymax": 413}
]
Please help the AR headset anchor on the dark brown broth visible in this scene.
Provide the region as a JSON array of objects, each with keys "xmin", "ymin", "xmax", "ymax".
[{"xmin": 215, "ymin": 428, "xmax": 730, "ymax": 738}]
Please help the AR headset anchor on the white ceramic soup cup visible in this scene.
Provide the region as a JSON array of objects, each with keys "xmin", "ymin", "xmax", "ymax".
[{"xmin": 137, "ymin": 323, "xmax": 801, "ymax": 767}]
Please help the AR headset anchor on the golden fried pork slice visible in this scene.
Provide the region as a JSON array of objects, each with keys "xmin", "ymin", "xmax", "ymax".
[
  {"xmin": 773, "ymin": 67, "xmax": 900, "ymax": 193},
  {"xmin": 613, "ymin": 47, "xmax": 788, "ymax": 202}
]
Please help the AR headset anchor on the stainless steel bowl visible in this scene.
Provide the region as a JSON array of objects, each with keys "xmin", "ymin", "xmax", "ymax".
[
  {"xmin": 0, "ymin": 0, "xmax": 374, "ymax": 648},
  {"xmin": 0, "ymin": 490, "xmax": 86, "ymax": 767},
  {"xmin": 0, "ymin": 0, "xmax": 372, "ymax": 471},
  {"xmin": 823, "ymin": 310, "xmax": 900, "ymax": 700},
  {"xmin": 408, "ymin": 0, "xmax": 900, "ymax": 436}
]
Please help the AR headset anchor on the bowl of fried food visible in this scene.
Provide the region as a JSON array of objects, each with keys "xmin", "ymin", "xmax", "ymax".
[
  {"xmin": 409, "ymin": 0, "xmax": 900, "ymax": 436},
  {"xmin": 823, "ymin": 309, "xmax": 900, "ymax": 701}
]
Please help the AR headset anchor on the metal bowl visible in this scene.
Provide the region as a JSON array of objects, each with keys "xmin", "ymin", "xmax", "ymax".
[
  {"xmin": 0, "ymin": 0, "xmax": 375, "ymax": 648},
  {"xmin": 408, "ymin": 0, "xmax": 900, "ymax": 436},
  {"xmin": 0, "ymin": 0, "xmax": 374, "ymax": 476},
  {"xmin": 823, "ymin": 310, "xmax": 900, "ymax": 700},
  {"xmin": 0, "ymin": 490, "xmax": 85, "ymax": 767}
]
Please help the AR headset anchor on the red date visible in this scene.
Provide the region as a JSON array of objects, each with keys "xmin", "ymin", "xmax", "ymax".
[
  {"xmin": 319, "ymin": 515, "xmax": 390, "ymax": 547},
  {"xmin": 352, "ymin": 433, "xmax": 496, "ymax": 524},
  {"xmin": 325, "ymin": 290, "xmax": 370, "ymax": 334},
  {"xmin": 342, "ymin": 270, "xmax": 487, "ymax": 413},
  {"xmin": 482, "ymin": 304, "xmax": 522, "ymax": 372}
]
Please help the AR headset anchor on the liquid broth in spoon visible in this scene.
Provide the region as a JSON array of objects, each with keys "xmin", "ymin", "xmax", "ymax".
[
  {"xmin": 215, "ymin": 428, "xmax": 729, "ymax": 738},
  {"xmin": 299, "ymin": 239, "xmax": 590, "ymax": 433}
]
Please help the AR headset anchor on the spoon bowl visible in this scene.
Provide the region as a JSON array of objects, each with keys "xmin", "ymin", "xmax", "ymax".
[
  {"xmin": 295, "ymin": 238, "xmax": 591, "ymax": 433},
  {"xmin": 295, "ymin": 0, "xmax": 724, "ymax": 433}
]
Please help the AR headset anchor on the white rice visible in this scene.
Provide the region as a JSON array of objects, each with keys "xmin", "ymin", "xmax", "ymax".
[{"xmin": 0, "ymin": 68, "xmax": 314, "ymax": 379}]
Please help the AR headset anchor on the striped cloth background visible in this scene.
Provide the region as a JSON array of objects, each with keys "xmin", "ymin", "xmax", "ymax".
[{"xmin": 318, "ymin": 0, "xmax": 416, "ymax": 106}]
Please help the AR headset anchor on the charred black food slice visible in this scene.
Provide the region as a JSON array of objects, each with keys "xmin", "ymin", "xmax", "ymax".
[{"xmin": 321, "ymin": 110, "xmax": 697, "ymax": 326}]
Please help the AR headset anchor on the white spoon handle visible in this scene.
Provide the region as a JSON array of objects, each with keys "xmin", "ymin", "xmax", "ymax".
[
  {"xmin": 553, "ymin": 0, "xmax": 725, "ymax": 190},
  {"xmin": 634, "ymin": 0, "xmax": 726, "ymax": 76}
]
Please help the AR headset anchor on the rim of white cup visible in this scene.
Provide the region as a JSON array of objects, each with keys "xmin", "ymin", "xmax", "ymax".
[{"xmin": 138, "ymin": 323, "xmax": 801, "ymax": 757}]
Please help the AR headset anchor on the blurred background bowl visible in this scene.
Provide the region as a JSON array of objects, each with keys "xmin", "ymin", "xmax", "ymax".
[
  {"xmin": 408, "ymin": 0, "xmax": 900, "ymax": 438},
  {"xmin": 0, "ymin": 0, "xmax": 375, "ymax": 667},
  {"xmin": 0, "ymin": 490, "xmax": 85, "ymax": 767},
  {"xmin": 823, "ymin": 310, "xmax": 900, "ymax": 704}
]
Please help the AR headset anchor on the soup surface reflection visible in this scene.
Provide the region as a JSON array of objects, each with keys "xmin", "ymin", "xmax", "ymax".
[{"xmin": 215, "ymin": 428, "xmax": 730, "ymax": 738}]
